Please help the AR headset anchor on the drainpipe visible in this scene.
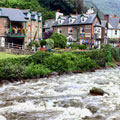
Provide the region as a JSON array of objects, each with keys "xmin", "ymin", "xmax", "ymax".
[
  {"xmin": 77, "ymin": 28, "xmax": 79, "ymax": 42},
  {"xmin": 30, "ymin": 19, "xmax": 32, "ymax": 41},
  {"xmin": 38, "ymin": 21, "xmax": 39, "ymax": 39}
]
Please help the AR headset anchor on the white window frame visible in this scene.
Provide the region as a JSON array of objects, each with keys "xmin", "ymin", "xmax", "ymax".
[
  {"xmin": 58, "ymin": 28, "xmax": 62, "ymax": 33},
  {"xmin": 80, "ymin": 27, "xmax": 85, "ymax": 33},
  {"xmin": 68, "ymin": 27, "xmax": 73, "ymax": 34},
  {"xmin": 115, "ymin": 30, "xmax": 117, "ymax": 35}
]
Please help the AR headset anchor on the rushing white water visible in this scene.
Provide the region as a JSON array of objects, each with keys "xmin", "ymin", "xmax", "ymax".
[{"xmin": 0, "ymin": 67, "xmax": 120, "ymax": 120}]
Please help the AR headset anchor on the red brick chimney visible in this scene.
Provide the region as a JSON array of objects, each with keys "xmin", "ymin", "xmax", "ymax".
[
  {"xmin": 113, "ymin": 13, "xmax": 117, "ymax": 18},
  {"xmin": 104, "ymin": 14, "xmax": 109, "ymax": 23},
  {"xmin": 57, "ymin": 9, "xmax": 60, "ymax": 12}
]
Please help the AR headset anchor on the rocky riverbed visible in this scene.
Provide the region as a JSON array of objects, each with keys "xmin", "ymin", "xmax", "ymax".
[{"xmin": 0, "ymin": 67, "xmax": 120, "ymax": 120}]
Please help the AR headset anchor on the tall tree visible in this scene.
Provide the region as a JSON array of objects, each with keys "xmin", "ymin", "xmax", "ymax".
[{"xmin": 73, "ymin": 0, "xmax": 87, "ymax": 14}]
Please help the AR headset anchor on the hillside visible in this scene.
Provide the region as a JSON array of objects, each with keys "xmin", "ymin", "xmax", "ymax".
[
  {"xmin": 0, "ymin": 0, "xmax": 76, "ymax": 21},
  {"xmin": 84, "ymin": 0, "xmax": 120, "ymax": 17}
]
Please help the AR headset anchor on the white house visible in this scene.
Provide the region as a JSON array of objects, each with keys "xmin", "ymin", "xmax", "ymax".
[{"xmin": 104, "ymin": 14, "xmax": 120, "ymax": 47}]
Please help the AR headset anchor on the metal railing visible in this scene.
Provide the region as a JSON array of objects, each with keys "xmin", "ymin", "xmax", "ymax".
[{"xmin": 4, "ymin": 42, "xmax": 24, "ymax": 50}]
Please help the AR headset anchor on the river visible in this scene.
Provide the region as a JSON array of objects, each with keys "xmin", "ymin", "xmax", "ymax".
[{"xmin": 0, "ymin": 67, "xmax": 120, "ymax": 120}]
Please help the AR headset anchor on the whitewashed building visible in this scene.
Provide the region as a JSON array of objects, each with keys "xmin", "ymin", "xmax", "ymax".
[{"xmin": 104, "ymin": 14, "xmax": 120, "ymax": 47}]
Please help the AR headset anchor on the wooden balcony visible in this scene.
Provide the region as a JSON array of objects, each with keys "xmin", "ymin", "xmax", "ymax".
[{"xmin": 6, "ymin": 21, "xmax": 26, "ymax": 38}]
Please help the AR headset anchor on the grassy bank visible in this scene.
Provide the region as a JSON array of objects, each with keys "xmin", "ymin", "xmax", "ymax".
[
  {"xmin": 0, "ymin": 52, "xmax": 27, "ymax": 60},
  {"xmin": 0, "ymin": 45, "xmax": 119, "ymax": 80}
]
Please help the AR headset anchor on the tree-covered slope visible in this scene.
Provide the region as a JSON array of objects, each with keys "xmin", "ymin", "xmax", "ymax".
[{"xmin": 0, "ymin": 0, "xmax": 55, "ymax": 21}]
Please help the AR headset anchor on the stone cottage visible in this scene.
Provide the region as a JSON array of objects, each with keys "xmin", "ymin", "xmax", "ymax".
[
  {"xmin": 53, "ymin": 10, "xmax": 102, "ymax": 46},
  {"xmin": 0, "ymin": 8, "xmax": 42, "ymax": 49}
]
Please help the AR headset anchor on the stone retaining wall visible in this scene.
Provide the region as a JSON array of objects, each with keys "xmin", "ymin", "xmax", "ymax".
[{"xmin": 0, "ymin": 47, "xmax": 35, "ymax": 55}]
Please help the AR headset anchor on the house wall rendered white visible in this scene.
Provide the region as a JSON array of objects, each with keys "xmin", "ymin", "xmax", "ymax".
[
  {"xmin": 107, "ymin": 29, "xmax": 120, "ymax": 38},
  {"xmin": 107, "ymin": 23, "xmax": 120, "ymax": 38}
]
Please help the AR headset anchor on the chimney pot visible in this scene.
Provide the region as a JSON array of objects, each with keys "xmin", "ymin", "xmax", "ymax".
[
  {"xmin": 113, "ymin": 13, "xmax": 117, "ymax": 18},
  {"xmin": 57, "ymin": 9, "xmax": 60, "ymax": 12}
]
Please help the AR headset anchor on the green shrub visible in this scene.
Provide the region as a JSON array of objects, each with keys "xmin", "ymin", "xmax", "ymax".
[
  {"xmin": 44, "ymin": 52, "xmax": 97, "ymax": 72},
  {"xmin": 0, "ymin": 62, "xmax": 26, "ymax": 79},
  {"xmin": 111, "ymin": 48, "xmax": 120, "ymax": 61},
  {"xmin": 40, "ymin": 40, "xmax": 46, "ymax": 47},
  {"xmin": 0, "ymin": 46, "xmax": 119, "ymax": 80},
  {"xmin": 70, "ymin": 44, "xmax": 87, "ymax": 50},
  {"xmin": 27, "ymin": 51, "xmax": 51, "ymax": 64},
  {"xmin": 51, "ymin": 33, "xmax": 67, "ymax": 48},
  {"xmin": 24, "ymin": 63, "xmax": 51, "ymax": 78},
  {"xmin": 44, "ymin": 53, "xmax": 77, "ymax": 72},
  {"xmin": 71, "ymin": 49, "xmax": 108, "ymax": 67},
  {"xmin": 75, "ymin": 56, "xmax": 97, "ymax": 71},
  {"xmin": 46, "ymin": 38, "xmax": 54, "ymax": 49},
  {"xmin": 106, "ymin": 62, "xmax": 115, "ymax": 67}
]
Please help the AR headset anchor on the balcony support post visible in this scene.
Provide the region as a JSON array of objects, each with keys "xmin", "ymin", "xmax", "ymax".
[
  {"xmin": 38, "ymin": 21, "xmax": 39, "ymax": 39},
  {"xmin": 10, "ymin": 21, "xmax": 12, "ymax": 36}
]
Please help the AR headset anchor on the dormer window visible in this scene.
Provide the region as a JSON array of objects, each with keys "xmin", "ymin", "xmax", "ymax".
[
  {"xmin": 59, "ymin": 20, "xmax": 62, "ymax": 24},
  {"xmin": 81, "ymin": 17, "xmax": 85, "ymax": 23},
  {"xmin": 82, "ymin": 18, "xmax": 84, "ymax": 22},
  {"xmin": 69, "ymin": 18, "xmax": 72, "ymax": 23},
  {"xmin": 80, "ymin": 15, "xmax": 88, "ymax": 23},
  {"xmin": 58, "ymin": 28, "xmax": 62, "ymax": 33},
  {"xmin": 35, "ymin": 15, "xmax": 38, "ymax": 21},
  {"xmin": 27, "ymin": 12, "xmax": 31, "ymax": 19}
]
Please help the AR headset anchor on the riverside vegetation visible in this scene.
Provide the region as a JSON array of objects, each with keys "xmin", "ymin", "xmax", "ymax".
[{"xmin": 0, "ymin": 45, "xmax": 119, "ymax": 80}]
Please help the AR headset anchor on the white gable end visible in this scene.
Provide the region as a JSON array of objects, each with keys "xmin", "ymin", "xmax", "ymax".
[{"xmin": 108, "ymin": 23, "xmax": 113, "ymax": 29}]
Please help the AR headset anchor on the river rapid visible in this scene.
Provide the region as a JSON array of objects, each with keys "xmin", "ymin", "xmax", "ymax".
[{"xmin": 0, "ymin": 67, "xmax": 120, "ymax": 120}]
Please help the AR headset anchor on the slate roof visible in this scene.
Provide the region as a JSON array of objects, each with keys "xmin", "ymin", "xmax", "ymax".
[
  {"xmin": 101, "ymin": 20, "xmax": 107, "ymax": 28},
  {"xmin": 94, "ymin": 22, "xmax": 102, "ymax": 27},
  {"xmin": 53, "ymin": 13, "xmax": 98, "ymax": 27},
  {"xmin": 0, "ymin": 8, "xmax": 27, "ymax": 22},
  {"xmin": 21, "ymin": 9, "xmax": 30, "ymax": 14},
  {"xmin": 32, "ymin": 11, "xmax": 37, "ymax": 15},
  {"xmin": 43, "ymin": 19, "xmax": 55, "ymax": 29},
  {"xmin": 109, "ymin": 16, "xmax": 120, "ymax": 29}
]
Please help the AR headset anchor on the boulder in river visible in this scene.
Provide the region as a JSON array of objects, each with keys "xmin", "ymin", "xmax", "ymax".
[
  {"xmin": 90, "ymin": 87, "xmax": 105, "ymax": 96},
  {"xmin": 50, "ymin": 72, "xmax": 59, "ymax": 76}
]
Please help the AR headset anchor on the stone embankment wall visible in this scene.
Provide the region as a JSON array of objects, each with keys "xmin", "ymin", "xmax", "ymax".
[{"xmin": 0, "ymin": 47, "xmax": 35, "ymax": 55}]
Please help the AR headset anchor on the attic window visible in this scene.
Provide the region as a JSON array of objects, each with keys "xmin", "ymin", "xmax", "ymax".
[
  {"xmin": 82, "ymin": 18, "xmax": 84, "ymax": 22},
  {"xmin": 59, "ymin": 19, "xmax": 62, "ymax": 24},
  {"xmin": 69, "ymin": 18, "xmax": 72, "ymax": 23},
  {"xmin": 81, "ymin": 17, "xmax": 85, "ymax": 23}
]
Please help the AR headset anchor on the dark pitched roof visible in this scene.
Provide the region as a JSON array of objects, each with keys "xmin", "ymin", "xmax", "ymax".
[
  {"xmin": 0, "ymin": 8, "xmax": 27, "ymax": 22},
  {"xmin": 32, "ymin": 11, "xmax": 37, "ymax": 15},
  {"xmin": 53, "ymin": 13, "xmax": 98, "ymax": 27},
  {"xmin": 21, "ymin": 9, "xmax": 30, "ymax": 14},
  {"xmin": 21, "ymin": 9, "xmax": 30, "ymax": 19}
]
